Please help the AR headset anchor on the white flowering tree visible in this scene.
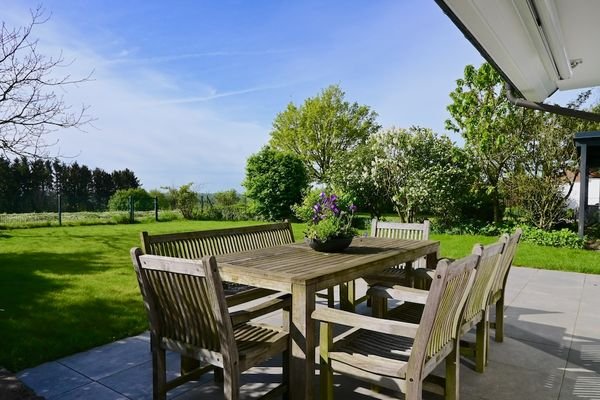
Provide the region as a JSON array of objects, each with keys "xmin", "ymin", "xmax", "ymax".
[
  {"xmin": 328, "ymin": 144, "xmax": 389, "ymax": 217},
  {"xmin": 365, "ymin": 126, "xmax": 473, "ymax": 223}
]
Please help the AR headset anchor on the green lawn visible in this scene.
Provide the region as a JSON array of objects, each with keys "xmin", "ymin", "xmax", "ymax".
[
  {"xmin": 432, "ymin": 233, "xmax": 600, "ymax": 274},
  {"xmin": 1, "ymin": 220, "xmax": 598, "ymax": 372}
]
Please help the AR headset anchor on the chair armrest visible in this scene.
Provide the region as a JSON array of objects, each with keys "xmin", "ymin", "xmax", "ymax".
[
  {"xmin": 225, "ymin": 287, "xmax": 278, "ymax": 307},
  {"xmin": 230, "ymin": 294, "xmax": 291, "ymax": 325},
  {"xmin": 367, "ymin": 285, "xmax": 429, "ymax": 305},
  {"xmin": 312, "ymin": 307, "xmax": 418, "ymax": 338}
]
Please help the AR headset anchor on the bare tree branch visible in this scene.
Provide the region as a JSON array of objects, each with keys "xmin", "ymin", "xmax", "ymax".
[{"xmin": 0, "ymin": 5, "xmax": 92, "ymax": 158}]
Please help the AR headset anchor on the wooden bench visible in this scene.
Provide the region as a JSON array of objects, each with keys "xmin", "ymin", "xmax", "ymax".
[{"xmin": 140, "ymin": 222, "xmax": 295, "ymax": 296}]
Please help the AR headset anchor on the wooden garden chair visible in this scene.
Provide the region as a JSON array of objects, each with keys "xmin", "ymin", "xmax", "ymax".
[
  {"xmin": 141, "ymin": 222, "xmax": 294, "ymax": 374},
  {"xmin": 335, "ymin": 219, "xmax": 431, "ymax": 310},
  {"xmin": 131, "ymin": 248, "xmax": 290, "ymax": 400},
  {"xmin": 365, "ymin": 219, "xmax": 431, "ymax": 280},
  {"xmin": 488, "ymin": 228, "xmax": 522, "ymax": 343},
  {"xmin": 313, "ymin": 253, "xmax": 478, "ymax": 400},
  {"xmin": 370, "ymin": 239, "xmax": 506, "ymax": 373}
]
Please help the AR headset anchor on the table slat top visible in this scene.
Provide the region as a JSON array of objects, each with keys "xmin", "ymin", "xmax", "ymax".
[{"xmin": 216, "ymin": 237, "xmax": 439, "ymax": 290}]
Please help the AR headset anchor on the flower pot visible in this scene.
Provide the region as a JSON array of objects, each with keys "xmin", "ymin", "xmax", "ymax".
[{"xmin": 305, "ymin": 236, "xmax": 353, "ymax": 253}]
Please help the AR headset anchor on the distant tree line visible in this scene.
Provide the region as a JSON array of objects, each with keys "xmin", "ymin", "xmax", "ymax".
[{"xmin": 0, "ymin": 156, "xmax": 140, "ymax": 213}]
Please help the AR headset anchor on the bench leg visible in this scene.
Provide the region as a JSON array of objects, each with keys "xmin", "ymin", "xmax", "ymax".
[
  {"xmin": 475, "ymin": 310, "xmax": 488, "ymax": 373},
  {"xmin": 495, "ymin": 293, "xmax": 505, "ymax": 343}
]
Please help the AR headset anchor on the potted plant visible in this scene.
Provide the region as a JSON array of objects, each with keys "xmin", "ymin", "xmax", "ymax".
[{"xmin": 304, "ymin": 192, "xmax": 357, "ymax": 252}]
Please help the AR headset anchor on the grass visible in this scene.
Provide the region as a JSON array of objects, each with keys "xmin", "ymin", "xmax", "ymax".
[
  {"xmin": 432, "ymin": 233, "xmax": 600, "ymax": 274},
  {"xmin": 0, "ymin": 220, "xmax": 598, "ymax": 372}
]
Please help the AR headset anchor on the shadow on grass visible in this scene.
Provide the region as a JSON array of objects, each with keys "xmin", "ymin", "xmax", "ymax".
[
  {"xmin": 2, "ymin": 291, "xmax": 147, "ymax": 373},
  {"xmin": 0, "ymin": 251, "xmax": 146, "ymax": 372}
]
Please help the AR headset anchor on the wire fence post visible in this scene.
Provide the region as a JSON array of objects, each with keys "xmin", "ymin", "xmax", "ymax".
[
  {"xmin": 154, "ymin": 196, "xmax": 159, "ymax": 222},
  {"xmin": 58, "ymin": 194, "xmax": 62, "ymax": 226},
  {"xmin": 129, "ymin": 196, "xmax": 134, "ymax": 223}
]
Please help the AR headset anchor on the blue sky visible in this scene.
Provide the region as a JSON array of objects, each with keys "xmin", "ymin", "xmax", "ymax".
[{"xmin": 5, "ymin": 1, "xmax": 489, "ymax": 191}]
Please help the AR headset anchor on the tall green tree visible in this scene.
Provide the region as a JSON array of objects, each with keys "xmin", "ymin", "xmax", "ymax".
[
  {"xmin": 243, "ymin": 147, "xmax": 308, "ymax": 221},
  {"xmin": 29, "ymin": 159, "xmax": 54, "ymax": 211},
  {"xmin": 91, "ymin": 168, "xmax": 116, "ymax": 210},
  {"xmin": 112, "ymin": 168, "xmax": 140, "ymax": 190},
  {"xmin": 0, "ymin": 157, "xmax": 16, "ymax": 211},
  {"xmin": 62, "ymin": 162, "xmax": 93, "ymax": 211},
  {"xmin": 445, "ymin": 63, "xmax": 538, "ymax": 222},
  {"xmin": 269, "ymin": 84, "xmax": 380, "ymax": 184}
]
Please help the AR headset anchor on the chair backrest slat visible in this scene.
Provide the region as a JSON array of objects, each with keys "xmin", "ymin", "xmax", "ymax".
[
  {"xmin": 407, "ymin": 254, "xmax": 478, "ymax": 381},
  {"xmin": 371, "ymin": 219, "xmax": 430, "ymax": 268},
  {"xmin": 131, "ymin": 249, "xmax": 231, "ymax": 353},
  {"xmin": 461, "ymin": 241, "xmax": 505, "ymax": 325},
  {"xmin": 489, "ymin": 229, "xmax": 522, "ymax": 299},
  {"xmin": 371, "ymin": 219, "xmax": 430, "ymax": 241},
  {"xmin": 141, "ymin": 222, "xmax": 295, "ymax": 260}
]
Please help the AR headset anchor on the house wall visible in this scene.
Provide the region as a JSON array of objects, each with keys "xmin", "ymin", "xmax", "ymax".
[{"xmin": 565, "ymin": 178, "xmax": 600, "ymax": 209}]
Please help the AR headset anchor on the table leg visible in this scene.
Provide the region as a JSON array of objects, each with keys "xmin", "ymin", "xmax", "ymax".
[
  {"xmin": 339, "ymin": 281, "xmax": 356, "ymax": 312},
  {"xmin": 426, "ymin": 250, "xmax": 438, "ymax": 269},
  {"xmin": 290, "ymin": 282, "xmax": 316, "ymax": 400}
]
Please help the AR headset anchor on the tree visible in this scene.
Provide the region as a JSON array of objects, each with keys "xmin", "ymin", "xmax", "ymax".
[
  {"xmin": 243, "ymin": 147, "xmax": 309, "ymax": 221},
  {"xmin": 29, "ymin": 158, "xmax": 53, "ymax": 211},
  {"xmin": 366, "ymin": 126, "xmax": 474, "ymax": 223},
  {"xmin": 328, "ymin": 143, "xmax": 389, "ymax": 217},
  {"xmin": 445, "ymin": 63, "xmax": 539, "ymax": 222},
  {"xmin": 0, "ymin": 157, "xmax": 16, "ymax": 211},
  {"xmin": 0, "ymin": 7, "xmax": 91, "ymax": 158},
  {"xmin": 61, "ymin": 162, "xmax": 92, "ymax": 211},
  {"xmin": 503, "ymin": 91, "xmax": 600, "ymax": 229},
  {"xmin": 269, "ymin": 84, "xmax": 380, "ymax": 184},
  {"xmin": 112, "ymin": 168, "xmax": 140, "ymax": 190},
  {"xmin": 91, "ymin": 168, "xmax": 116, "ymax": 210}
]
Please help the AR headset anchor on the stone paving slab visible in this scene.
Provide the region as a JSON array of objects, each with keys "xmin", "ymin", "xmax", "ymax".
[
  {"xmin": 16, "ymin": 267, "xmax": 600, "ymax": 400},
  {"xmin": 18, "ymin": 362, "xmax": 91, "ymax": 399},
  {"xmin": 50, "ymin": 382, "xmax": 128, "ymax": 400},
  {"xmin": 58, "ymin": 336, "xmax": 151, "ymax": 381}
]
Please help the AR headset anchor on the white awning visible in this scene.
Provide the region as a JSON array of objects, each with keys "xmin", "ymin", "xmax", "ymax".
[{"xmin": 437, "ymin": 0, "xmax": 600, "ymax": 102}]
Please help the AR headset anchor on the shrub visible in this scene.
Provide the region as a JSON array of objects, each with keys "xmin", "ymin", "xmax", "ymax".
[
  {"xmin": 172, "ymin": 183, "xmax": 199, "ymax": 220},
  {"xmin": 213, "ymin": 190, "xmax": 240, "ymax": 207},
  {"xmin": 243, "ymin": 147, "xmax": 309, "ymax": 221},
  {"xmin": 521, "ymin": 226, "xmax": 584, "ymax": 249},
  {"xmin": 107, "ymin": 188, "xmax": 153, "ymax": 211},
  {"xmin": 148, "ymin": 189, "xmax": 174, "ymax": 210}
]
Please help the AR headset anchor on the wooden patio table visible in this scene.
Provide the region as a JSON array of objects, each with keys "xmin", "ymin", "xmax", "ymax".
[{"xmin": 216, "ymin": 236, "xmax": 440, "ymax": 400}]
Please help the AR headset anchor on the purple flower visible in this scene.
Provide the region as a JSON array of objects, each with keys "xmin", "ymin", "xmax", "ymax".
[{"xmin": 349, "ymin": 204, "xmax": 357, "ymax": 213}]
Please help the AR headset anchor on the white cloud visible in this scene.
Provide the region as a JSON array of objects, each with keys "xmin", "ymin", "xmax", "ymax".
[{"xmin": 4, "ymin": 4, "xmax": 273, "ymax": 191}]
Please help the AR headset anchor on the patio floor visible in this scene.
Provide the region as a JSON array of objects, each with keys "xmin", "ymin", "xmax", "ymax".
[{"xmin": 17, "ymin": 266, "xmax": 600, "ymax": 399}]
